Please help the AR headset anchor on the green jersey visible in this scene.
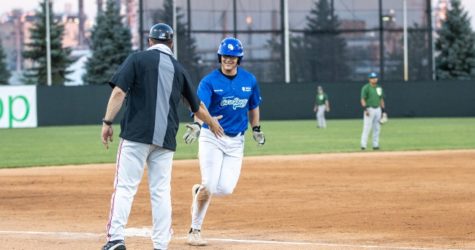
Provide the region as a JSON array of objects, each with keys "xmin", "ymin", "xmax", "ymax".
[
  {"xmin": 361, "ymin": 83, "xmax": 384, "ymax": 108},
  {"xmin": 316, "ymin": 93, "xmax": 328, "ymax": 105}
]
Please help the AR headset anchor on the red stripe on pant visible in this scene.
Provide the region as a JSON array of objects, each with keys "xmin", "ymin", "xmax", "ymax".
[{"xmin": 106, "ymin": 139, "xmax": 124, "ymax": 240}]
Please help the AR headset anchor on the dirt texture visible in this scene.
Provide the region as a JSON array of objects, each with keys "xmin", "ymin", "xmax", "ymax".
[{"xmin": 0, "ymin": 150, "xmax": 474, "ymax": 250}]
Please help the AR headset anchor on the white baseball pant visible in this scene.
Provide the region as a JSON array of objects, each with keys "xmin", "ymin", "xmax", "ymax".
[
  {"xmin": 361, "ymin": 107, "xmax": 382, "ymax": 148},
  {"xmin": 191, "ymin": 128, "xmax": 244, "ymax": 230},
  {"xmin": 106, "ymin": 139, "xmax": 174, "ymax": 250},
  {"xmin": 316, "ymin": 104, "xmax": 327, "ymax": 128}
]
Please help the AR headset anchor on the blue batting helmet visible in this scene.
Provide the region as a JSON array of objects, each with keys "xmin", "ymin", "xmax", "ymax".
[
  {"xmin": 218, "ymin": 37, "xmax": 244, "ymax": 58},
  {"xmin": 368, "ymin": 72, "xmax": 378, "ymax": 79}
]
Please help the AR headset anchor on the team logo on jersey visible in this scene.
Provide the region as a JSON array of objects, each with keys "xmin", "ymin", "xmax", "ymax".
[
  {"xmin": 242, "ymin": 86, "xmax": 251, "ymax": 92},
  {"xmin": 220, "ymin": 97, "xmax": 248, "ymax": 110},
  {"xmin": 319, "ymin": 94, "xmax": 324, "ymax": 100},
  {"xmin": 376, "ymin": 87, "xmax": 382, "ymax": 96}
]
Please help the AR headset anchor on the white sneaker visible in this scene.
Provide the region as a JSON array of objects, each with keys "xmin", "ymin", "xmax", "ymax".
[{"xmin": 187, "ymin": 229, "xmax": 207, "ymax": 246}]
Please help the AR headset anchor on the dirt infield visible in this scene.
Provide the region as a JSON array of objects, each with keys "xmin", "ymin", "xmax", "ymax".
[{"xmin": 0, "ymin": 150, "xmax": 474, "ymax": 250}]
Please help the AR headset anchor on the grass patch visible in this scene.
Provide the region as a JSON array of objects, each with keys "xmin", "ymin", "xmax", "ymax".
[{"xmin": 0, "ymin": 118, "xmax": 474, "ymax": 168}]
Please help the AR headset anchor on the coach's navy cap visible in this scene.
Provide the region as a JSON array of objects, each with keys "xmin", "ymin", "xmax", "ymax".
[{"xmin": 368, "ymin": 72, "xmax": 378, "ymax": 78}]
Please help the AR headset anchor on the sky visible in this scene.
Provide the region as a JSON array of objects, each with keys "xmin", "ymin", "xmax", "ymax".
[
  {"xmin": 0, "ymin": 0, "xmax": 474, "ymax": 28},
  {"xmin": 0, "ymin": 0, "xmax": 97, "ymax": 19}
]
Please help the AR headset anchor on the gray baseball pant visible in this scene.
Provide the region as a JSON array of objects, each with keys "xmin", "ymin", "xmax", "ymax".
[
  {"xmin": 106, "ymin": 139, "xmax": 174, "ymax": 250},
  {"xmin": 316, "ymin": 104, "xmax": 327, "ymax": 128},
  {"xmin": 361, "ymin": 107, "xmax": 382, "ymax": 148}
]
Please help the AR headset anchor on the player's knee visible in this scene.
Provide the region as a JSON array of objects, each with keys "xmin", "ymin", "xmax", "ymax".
[
  {"xmin": 202, "ymin": 182, "xmax": 218, "ymax": 194},
  {"xmin": 116, "ymin": 182, "xmax": 139, "ymax": 197},
  {"xmin": 197, "ymin": 185, "xmax": 211, "ymax": 201},
  {"xmin": 215, "ymin": 185, "xmax": 234, "ymax": 196}
]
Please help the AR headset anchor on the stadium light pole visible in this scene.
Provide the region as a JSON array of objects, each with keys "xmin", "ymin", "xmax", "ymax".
[
  {"xmin": 403, "ymin": 0, "xmax": 409, "ymax": 82},
  {"xmin": 45, "ymin": 0, "xmax": 53, "ymax": 86},
  {"xmin": 139, "ymin": 0, "xmax": 143, "ymax": 51},
  {"xmin": 283, "ymin": 0, "xmax": 290, "ymax": 83},
  {"xmin": 427, "ymin": 0, "xmax": 435, "ymax": 80},
  {"xmin": 173, "ymin": 0, "xmax": 178, "ymax": 58}
]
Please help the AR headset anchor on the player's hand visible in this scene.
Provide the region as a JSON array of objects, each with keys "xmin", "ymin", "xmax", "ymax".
[
  {"xmin": 326, "ymin": 107, "xmax": 330, "ymax": 112},
  {"xmin": 364, "ymin": 109, "xmax": 369, "ymax": 117},
  {"xmin": 208, "ymin": 115, "xmax": 224, "ymax": 137},
  {"xmin": 313, "ymin": 107, "xmax": 317, "ymax": 112},
  {"xmin": 183, "ymin": 122, "xmax": 201, "ymax": 144},
  {"xmin": 101, "ymin": 124, "xmax": 113, "ymax": 149},
  {"xmin": 252, "ymin": 126, "xmax": 265, "ymax": 146}
]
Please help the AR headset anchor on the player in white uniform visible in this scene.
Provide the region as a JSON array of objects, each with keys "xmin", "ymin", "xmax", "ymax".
[{"xmin": 182, "ymin": 37, "xmax": 265, "ymax": 246}]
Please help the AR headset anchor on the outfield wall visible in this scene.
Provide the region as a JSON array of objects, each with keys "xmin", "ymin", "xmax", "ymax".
[
  {"xmin": 1, "ymin": 81, "xmax": 473, "ymax": 127},
  {"xmin": 36, "ymin": 86, "xmax": 112, "ymax": 126},
  {"xmin": 261, "ymin": 81, "xmax": 475, "ymax": 120}
]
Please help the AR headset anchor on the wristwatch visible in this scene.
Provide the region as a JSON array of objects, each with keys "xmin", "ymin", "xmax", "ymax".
[{"xmin": 102, "ymin": 118, "xmax": 113, "ymax": 126}]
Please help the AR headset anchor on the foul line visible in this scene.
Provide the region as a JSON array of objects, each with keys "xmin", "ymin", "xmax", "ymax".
[
  {"xmin": 0, "ymin": 230, "xmax": 463, "ymax": 250},
  {"xmin": 0, "ymin": 230, "xmax": 100, "ymax": 238},
  {"xmin": 204, "ymin": 238, "xmax": 463, "ymax": 250}
]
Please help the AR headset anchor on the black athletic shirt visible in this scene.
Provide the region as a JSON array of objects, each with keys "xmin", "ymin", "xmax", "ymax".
[{"xmin": 109, "ymin": 45, "xmax": 200, "ymax": 151}]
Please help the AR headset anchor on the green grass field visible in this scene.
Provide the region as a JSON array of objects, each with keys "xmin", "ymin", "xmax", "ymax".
[{"xmin": 0, "ymin": 118, "xmax": 474, "ymax": 168}]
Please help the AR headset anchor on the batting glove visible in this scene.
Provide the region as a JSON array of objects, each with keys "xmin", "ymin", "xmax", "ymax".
[
  {"xmin": 183, "ymin": 122, "xmax": 201, "ymax": 144},
  {"xmin": 252, "ymin": 126, "xmax": 265, "ymax": 145}
]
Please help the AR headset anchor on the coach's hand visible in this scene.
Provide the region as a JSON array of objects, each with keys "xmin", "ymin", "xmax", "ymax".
[
  {"xmin": 252, "ymin": 126, "xmax": 265, "ymax": 146},
  {"xmin": 101, "ymin": 123, "xmax": 113, "ymax": 149},
  {"xmin": 208, "ymin": 115, "xmax": 224, "ymax": 138},
  {"xmin": 183, "ymin": 122, "xmax": 201, "ymax": 144}
]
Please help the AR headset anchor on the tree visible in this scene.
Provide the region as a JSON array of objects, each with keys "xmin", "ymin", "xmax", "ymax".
[
  {"xmin": 265, "ymin": 35, "xmax": 311, "ymax": 82},
  {"xmin": 151, "ymin": 0, "xmax": 203, "ymax": 82},
  {"xmin": 300, "ymin": 0, "xmax": 350, "ymax": 82},
  {"xmin": 22, "ymin": 0, "xmax": 73, "ymax": 85},
  {"xmin": 264, "ymin": 39, "xmax": 284, "ymax": 82},
  {"xmin": 83, "ymin": 0, "xmax": 132, "ymax": 85},
  {"xmin": 0, "ymin": 40, "xmax": 11, "ymax": 85},
  {"xmin": 435, "ymin": 0, "xmax": 475, "ymax": 80}
]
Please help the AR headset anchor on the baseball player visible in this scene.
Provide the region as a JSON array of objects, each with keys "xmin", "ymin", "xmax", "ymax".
[
  {"xmin": 313, "ymin": 85, "xmax": 330, "ymax": 128},
  {"xmin": 100, "ymin": 23, "xmax": 223, "ymax": 250},
  {"xmin": 181, "ymin": 37, "xmax": 265, "ymax": 246},
  {"xmin": 360, "ymin": 72, "xmax": 386, "ymax": 150}
]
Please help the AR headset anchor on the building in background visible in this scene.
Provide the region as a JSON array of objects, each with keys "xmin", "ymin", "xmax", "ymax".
[
  {"xmin": 435, "ymin": 0, "xmax": 448, "ymax": 29},
  {"xmin": 0, "ymin": 10, "xmax": 36, "ymax": 74},
  {"xmin": 0, "ymin": 0, "xmax": 436, "ymax": 84},
  {"xmin": 63, "ymin": 14, "xmax": 92, "ymax": 48},
  {"xmin": 138, "ymin": 0, "xmax": 433, "ymax": 82},
  {"xmin": 124, "ymin": 0, "xmax": 139, "ymax": 49},
  {"xmin": 0, "ymin": 2, "xmax": 93, "ymax": 84}
]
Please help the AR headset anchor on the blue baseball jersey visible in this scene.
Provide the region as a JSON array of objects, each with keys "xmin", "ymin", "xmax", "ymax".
[{"xmin": 198, "ymin": 67, "xmax": 261, "ymax": 136}]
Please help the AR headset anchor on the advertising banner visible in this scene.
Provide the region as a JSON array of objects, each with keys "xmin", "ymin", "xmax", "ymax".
[{"xmin": 0, "ymin": 86, "xmax": 38, "ymax": 128}]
